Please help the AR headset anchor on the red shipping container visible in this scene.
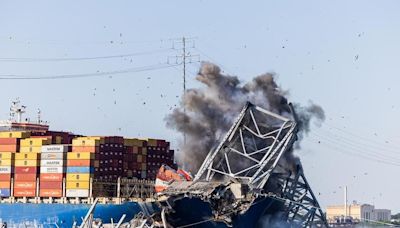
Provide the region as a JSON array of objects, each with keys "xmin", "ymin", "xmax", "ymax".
[
  {"xmin": 0, "ymin": 174, "xmax": 11, "ymax": 181},
  {"xmin": 40, "ymin": 181, "xmax": 62, "ymax": 189},
  {"xmin": 0, "ymin": 145, "xmax": 18, "ymax": 152},
  {"xmin": 14, "ymin": 174, "xmax": 37, "ymax": 181},
  {"xmin": 0, "ymin": 138, "xmax": 19, "ymax": 145},
  {"xmin": 14, "ymin": 181, "xmax": 36, "ymax": 189},
  {"xmin": 40, "ymin": 173, "xmax": 63, "ymax": 182},
  {"xmin": 40, "ymin": 188, "xmax": 62, "ymax": 197},
  {"xmin": 13, "ymin": 188, "xmax": 36, "ymax": 197},
  {"xmin": 15, "ymin": 166, "xmax": 38, "ymax": 174}
]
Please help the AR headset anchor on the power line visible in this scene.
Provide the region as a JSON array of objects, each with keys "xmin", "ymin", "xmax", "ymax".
[
  {"xmin": 309, "ymin": 132, "xmax": 400, "ymax": 164},
  {"xmin": 310, "ymin": 131, "xmax": 400, "ymax": 161},
  {"xmin": 0, "ymin": 63, "xmax": 181, "ymax": 80},
  {"xmin": 0, "ymin": 36, "xmax": 176, "ymax": 47},
  {"xmin": 323, "ymin": 122, "xmax": 400, "ymax": 150},
  {"xmin": 308, "ymin": 135, "xmax": 400, "ymax": 167},
  {"xmin": 0, "ymin": 48, "xmax": 173, "ymax": 62},
  {"xmin": 194, "ymin": 47, "xmax": 235, "ymax": 75},
  {"xmin": 314, "ymin": 127, "xmax": 400, "ymax": 155}
]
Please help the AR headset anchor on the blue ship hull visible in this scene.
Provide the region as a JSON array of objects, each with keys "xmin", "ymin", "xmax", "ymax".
[
  {"xmin": 0, "ymin": 197, "xmax": 282, "ymax": 227},
  {"xmin": 0, "ymin": 202, "xmax": 146, "ymax": 227}
]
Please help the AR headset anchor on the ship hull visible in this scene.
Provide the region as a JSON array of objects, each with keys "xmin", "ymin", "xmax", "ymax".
[
  {"xmin": 161, "ymin": 196, "xmax": 286, "ymax": 228},
  {"xmin": 0, "ymin": 202, "xmax": 144, "ymax": 227}
]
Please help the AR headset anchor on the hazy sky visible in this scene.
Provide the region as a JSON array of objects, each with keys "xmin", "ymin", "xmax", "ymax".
[{"xmin": 1, "ymin": 1, "xmax": 399, "ymax": 211}]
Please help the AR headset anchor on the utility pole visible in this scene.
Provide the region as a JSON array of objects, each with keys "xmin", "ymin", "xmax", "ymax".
[
  {"xmin": 182, "ymin": 37, "xmax": 187, "ymax": 145},
  {"xmin": 168, "ymin": 37, "xmax": 200, "ymax": 146}
]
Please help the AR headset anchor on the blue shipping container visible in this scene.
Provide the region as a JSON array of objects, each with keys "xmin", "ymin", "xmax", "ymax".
[
  {"xmin": 66, "ymin": 166, "xmax": 94, "ymax": 173},
  {"xmin": 0, "ymin": 188, "xmax": 10, "ymax": 197}
]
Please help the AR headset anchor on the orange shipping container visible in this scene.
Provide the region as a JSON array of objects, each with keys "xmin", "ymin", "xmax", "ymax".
[
  {"xmin": 40, "ymin": 173, "xmax": 63, "ymax": 182},
  {"xmin": 13, "ymin": 188, "xmax": 36, "ymax": 197},
  {"xmin": 0, "ymin": 174, "xmax": 11, "ymax": 181},
  {"xmin": 72, "ymin": 146, "xmax": 99, "ymax": 153},
  {"xmin": 40, "ymin": 188, "xmax": 62, "ymax": 197},
  {"xmin": 67, "ymin": 159, "xmax": 93, "ymax": 167},
  {"xmin": 40, "ymin": 181, "xmax": 62, "ymax": 189},
  {"xmin": 0, "ymin": 145, "xmax": 18, "ymax": 152},
  {"xmin": 0, "ymin": 181, "xmax": 10, "ymax": 188},
  {"xmin": 14, "ymin": 181, "xmax": 36, "ymax": 189},
  {"xmin": 14, "ymin": 174, "xmax": 37, "ymax": 181}
]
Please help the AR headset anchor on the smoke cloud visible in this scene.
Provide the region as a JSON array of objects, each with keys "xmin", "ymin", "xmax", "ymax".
[{"xmin": 165, "ymin": 62, "xmax": 325, "ymax": 173}]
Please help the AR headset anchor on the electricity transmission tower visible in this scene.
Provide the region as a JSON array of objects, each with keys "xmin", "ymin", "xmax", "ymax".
[{"xmin": 168, "ymin": 37, "xmax": 200, "ymax": 145}]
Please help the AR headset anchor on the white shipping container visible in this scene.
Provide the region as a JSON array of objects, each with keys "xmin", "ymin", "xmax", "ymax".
[
  {"xmin": 41, "ymin": 152, "xmax": 66, "ymax": 160},
  {"xmin": 0, "ymin": 166, "xmax": 12, "ymax": 173},
  {"xmin": 40, "ymin": 159, "xmax": 65, "ymax": 167},
  {"xmin": 40, "ymin": 166, "xmax": 65, "ymax": 174},
  {"xmin": 41, "ymin": 145, "xmax": 69, "ymax": 153},
  {"xmin": 66, "ymin": 189, "xmax": 89, "ymax": 197}
]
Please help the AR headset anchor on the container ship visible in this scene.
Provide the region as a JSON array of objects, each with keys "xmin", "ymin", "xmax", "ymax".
[
  {"xmin": 0, "ymin": 100, "xmax": 329, "ymax": 227},
  {"xmin": 0, "ymin": 100, "xmax": 174, "ymax": 227}
]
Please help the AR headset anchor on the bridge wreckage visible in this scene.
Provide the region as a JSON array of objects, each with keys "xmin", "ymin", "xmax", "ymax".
[{"xmin": 138, "ymin": 102, "xmax": 328, "ymax": 227}]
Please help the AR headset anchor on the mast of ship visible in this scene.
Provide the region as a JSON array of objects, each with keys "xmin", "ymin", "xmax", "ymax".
[{"xmin": 9, "ymin": 98, "xmax": 26, "ymax": 123}]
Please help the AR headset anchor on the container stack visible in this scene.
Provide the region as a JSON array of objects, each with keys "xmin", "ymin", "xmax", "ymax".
[
  {"xmin": 146, "ymin": 139, "xmax": 175, "ymax": 180},
  {"xmin": 97, "ymin": 136, "xmax": 124, "ymax": 180},
  {"xmin": 66, "ymin": 137, "xmax": 100, "ymax": 197},
  {"xmin": 0, "ymin": 131, "xmax": 30, "ymax": 153},
  {"xmin": 66, "ymin": 152, "xmax": 94, "ymax": 197},
  {"xmin": 20, "ymin": 138, "xmax": 51, "ymax": 153},
  {"xmin": 123, "ymin": 138, "xmax": 147, "ymax": 179},
  {"xmin": 0, "ymin": 152, "xmax": 14, "ymax": 197},
  {"xmin": 31, "ymin": 131, "xmax": 75, "ymax": 145},
  {"xmin": 14, "ymin": 152, "xmax": 40, "ymax": 197},
  {"xmin": 0, "ymin": 132, "xmax": 30, "ymax": 197},
  {"xmin": 39, "ymin": 145, "xmax": 68, "ymax": 197}
]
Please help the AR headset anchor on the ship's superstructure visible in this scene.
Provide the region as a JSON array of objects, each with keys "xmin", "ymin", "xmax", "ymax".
[{"xmin": 0, "ymin": 98, "xmax": 49, "ymax": 132}]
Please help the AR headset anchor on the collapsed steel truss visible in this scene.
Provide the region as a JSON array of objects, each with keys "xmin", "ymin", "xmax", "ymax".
[
  {"xmin": 194, "ymin": 102, "xmax": 328, "ymax": 227},
  {"xmin": 194, "ymin": 102, "xmax": 297, "ymax": 189},
  {"xmin": 270, "ymin": 166, "xmax": 327, "ymax": 227}
]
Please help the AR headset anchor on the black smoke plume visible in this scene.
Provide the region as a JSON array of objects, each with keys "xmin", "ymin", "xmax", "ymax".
[{"xmin": 166, "ymin": 62, "xmax": 324, "ymax": 173}]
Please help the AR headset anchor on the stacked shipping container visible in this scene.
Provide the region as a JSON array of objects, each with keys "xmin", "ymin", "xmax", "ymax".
[
  {"xmin": 14, "ymin": 152, "xmax": 39, "ymax": 197},
  {"xmin": 123, "ymin": 138, "xmax": 148, "ymax": 179},
  {"xmin": 0, "ymin": 132, "xmax": 30, "ymax": 197},
  {"xmin": 20, "ymin": 138, "xmax": 51, "ymax": 153},
  {"xmin": 0, "ymin": 152, "xmax": 14, "ymax": 197},
  {"xmin": 39, "ymin": 145, "xmax": 68, "ymax": 197},
  {"xmin": 0, "ymin": 129, "xmax": 175, "ymax": 198},
  {"xmin": 13, "ymin": 138, "xmax": 51, "ymax": 197},
  {"xmin": 96, "ymin": 136, "xmax": 124, "ymax": 180},
  {"xmin": 66, "ymin": 137, "xmax": 100, "ymax": 197},
  {"xmin": 146, "ymin": 139, "xmax": 175, "ymax": 180}
]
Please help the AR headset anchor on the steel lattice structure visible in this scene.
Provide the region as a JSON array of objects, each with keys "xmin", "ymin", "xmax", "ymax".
[
  {"xmin": 194, "ymin": 102, "xmax": 297, "ymax": 189},
  {"xmin": 270, "ymin": 166, "xmax": 328, "ymax": 227},
  {"xmin": 194, "ymin": 102, "xmax": 328, "ymax": 227}
]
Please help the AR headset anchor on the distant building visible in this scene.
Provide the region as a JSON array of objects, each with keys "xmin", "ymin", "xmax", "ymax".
[
  {"xmin": 327, "ymin": 203, "xmax": 391, "ymax": 223},
  {"xmin": 375, "ymin": 209, "xmax": 391, "ymax": 222}
]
